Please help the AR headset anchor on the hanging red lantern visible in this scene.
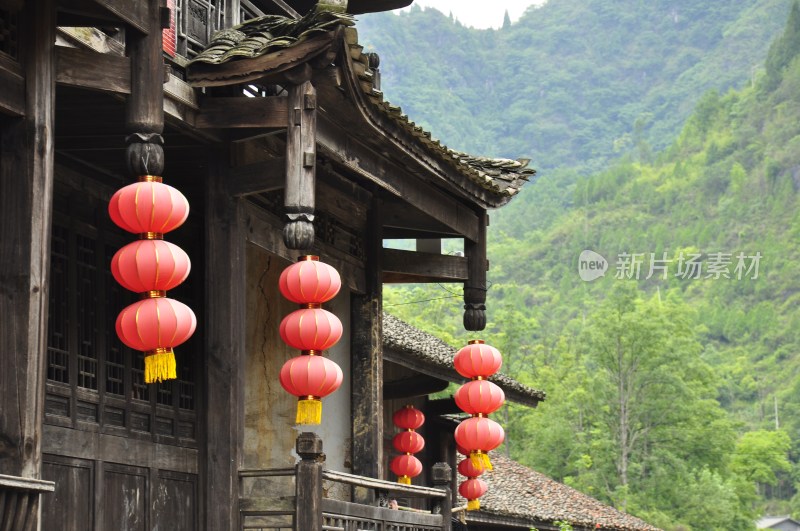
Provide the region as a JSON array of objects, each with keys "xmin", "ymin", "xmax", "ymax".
[
  {"xmin": 279, "ymin": 354, "xmax": 343, "ymax": 424},
  {"xmin": 390, "ymin": 454, "xmax": 422, "ymax": 485},
  {"xmin": 111, "ymin": 239, "xmax": 191, "ymax": 293},
  {"xmin": 115, "ymin": 297, "xmax": 197, "ymax": 382},
  {"xmin": 393, "ymin": 430, "xmax": 425, "ymax": 454},
  {"xmin": 278, "ymin": 255, "xmax": 344, "ymax": 425},
  {"xmin": 108, "ymin": 180, "xmax": 189, "ymax": 235},
  {"xmin": 454, "ymin": 379, "xmax": 505, "ymax": 416},
  {"xmin": 279, "ymin": 256, "xmax": 341, "ymax": 304},
  {"xmin": 279, "ymin": 308, "xmax": 343, "ymax": 352},
  {"xmin": 454, "ymin": 340, "xmax": 502, "ymax": 379},
  {"xmin": 393, "ymin": 404, "xmax": 425, "ymax": 430},
  {"xmin": 110, "ymin": 174, "xmax": 195, "ymax": 384},
  {"xmin": 459, "ymin": 478, "xmax": 488, "ymax": 511},
  {"xmin": 454, "ymin": 416, "xmax": 505, "ymax": 471},
  {"xmin": 458, "ymin": 457, "xmax": 484, "ymax": 479}
]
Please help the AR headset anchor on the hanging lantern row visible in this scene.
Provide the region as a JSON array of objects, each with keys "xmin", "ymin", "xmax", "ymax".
[
  {"xmin": 277, "ymin": 256, "xmax": 344, "ymax": 425},
  {"xmin": 453, "ymin": 339, "xmax": 506, "ymax": 511},
  {"xmin": 109, "ymin": 177, "xmax": 196, "ymax": 384},
  {"xmin": 390, "ymin": 405, "xmax": 425, "ymax": 485}
]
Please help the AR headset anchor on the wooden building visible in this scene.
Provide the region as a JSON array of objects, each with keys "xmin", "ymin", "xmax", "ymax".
[{"xmin": 0, "ymin": 0, "xmax": 543, "ymax": 529}]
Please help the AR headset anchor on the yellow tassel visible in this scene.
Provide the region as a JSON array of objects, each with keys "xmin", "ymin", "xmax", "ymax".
[
  {"xmin": 397, "ymin": 476, "xmax": 411, "ymax": 485},
  {"xmin": 467, "ymin": 499, "xmax": 480, "ymax": 511},
  {"xmin": 470, "ymin": 451, "xmax": 485, "ymax": 472},
  {"xmin": 144, "ymin": 350, "xmax": 177, "ymax": 383},
  {"xmin": 481, "ymin": 452, "xmax": 493, "ymax": 471},
  {"xmin": 296, "ymin": 398, "xmax": 322, "ymax": 425}
]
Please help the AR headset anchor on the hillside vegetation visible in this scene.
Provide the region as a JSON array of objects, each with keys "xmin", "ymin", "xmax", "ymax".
[{"xmin": 363, "ymin": 1, "xmax": 800, "ymax": 529}]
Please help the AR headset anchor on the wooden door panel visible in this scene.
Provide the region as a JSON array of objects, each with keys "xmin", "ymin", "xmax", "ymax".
[
  {"xmin": 41, "ymin": 455, "xmax": 94, "ymax": 531},
  {"xmin": 153, "ymin": 471, "xmax": 197, "ymax": 531},
  {"xmin": 103, "ymin": 463, "xmax": 147, "ymax": 531}
]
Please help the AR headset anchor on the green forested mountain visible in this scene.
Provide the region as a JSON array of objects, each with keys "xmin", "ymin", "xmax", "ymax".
[
  {"xmin": 363, "ymin": 1, "xmax": 800, "ymax": 530},
  {"xmin": 359, "ymin": 0, "xmax": 791, "ymax": 173}
]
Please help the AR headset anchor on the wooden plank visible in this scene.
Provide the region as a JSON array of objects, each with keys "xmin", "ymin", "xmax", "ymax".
[
  {"xmin": 317, "ymin": 117, "xmax": 480, "ymax": 242},
  {"xmin": 350, "ymin": 199, "xmax": 383, "ymax": 505},
  {"xmin": 55, "ymin": 46, "xmax": 130, "ymax": 94},
  {"xmin": 320, "ymin": 479, "xmax": 445, "ymax": 501},
  {"xmin": 125, "ymin": 0, "xmax": 163, "ymax": 133},
  {"xmin": 40, "ymin": 425, "xmax": 199, "ymax": 474},
  {"xmin": 0, "ymin": 0, "xmax": 56, "ymax": 484},
  {"xmin": 196, "ymin": 97, "xmax": 288, "ymax": 129},
  {"xmin": 226, "ymin": 158, "xmax": 286, "ymax": 197},
  {"xmin": 382, "ymin": 248, "xmax": 468, "ymax": 283},
  {"xmin": 0, "ymin": 53, "xmax": 24, "ymax": 117},
  {"xmin": 205, "ymin": 152, "xmax": 247, "ymax": 531},
  {"xmin": 164, "ymin": 73, "xmax": 199, "ymax": 111}
]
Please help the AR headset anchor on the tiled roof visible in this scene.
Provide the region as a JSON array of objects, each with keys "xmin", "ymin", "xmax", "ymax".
[
  {"xmin": 186, "ymin": 10, "xmax": 535, "ymax": 202},
  {"xmin": 464, "ymin": 454, "xmax": 662, "ymax": 531},
  {"xmin": 382, "ymin": 313, "xmax": 545, "ymax": 406}
]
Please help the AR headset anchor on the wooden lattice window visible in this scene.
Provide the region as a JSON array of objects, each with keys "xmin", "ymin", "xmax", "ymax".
[{"xmin": 45, "ymin": 184, "xmax": 200, "ymax": 447}]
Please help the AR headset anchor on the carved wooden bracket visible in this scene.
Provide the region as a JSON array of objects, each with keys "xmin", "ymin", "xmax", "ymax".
[{"xmin": 284, "ymin": 80, "xmax": 318, "ymax": 250}]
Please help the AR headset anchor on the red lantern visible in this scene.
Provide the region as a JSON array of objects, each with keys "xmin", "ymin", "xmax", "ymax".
[
  {"xmin": 108, "ymin": 180, "xmax": 189, "ymax": 235},
  {"xmin": 111, "ymin": 239, "xmax": 191, "ymax": 293},
  {"xmin": 279, "ymin": 256, "xmax": 341, "ymax": 304},
  {"xmin": 279, "ymin": 354, "xmax": 343, "ymax": 424},
  {"xmin": 393, "ymin": 431, "xmax": 425, "ymax": 454},
  {"xmin": 390, "ymin": 454, "xmax": 422, "ymax": 485},
  {"xmin": 454, "ymin": 340, "xmax": 502, "ymax": 379},
  {"xmin": 454, "ymin": 380, "xmax": 505, "ymax": 416},
  {"xmin": 279, "ymin": 308, "xmax": 343, "ymax": 352},
  {"xmin": 454, "ymin": 416, "xmax": 505, "ymax": 472},
  {"xmin": 457, "ymin": 457, "xmax": 484, "ymax": 479},
  {"xmin": 459, "ymin": 478, "xmax": 487, "ymax": 511},
  {"xmin": 393, "ymin": 405, "xmax": 425, "ymax": 430},
  {"xmin": 115, "ymin": 297, "xmax": 197, "ymax": 383}
]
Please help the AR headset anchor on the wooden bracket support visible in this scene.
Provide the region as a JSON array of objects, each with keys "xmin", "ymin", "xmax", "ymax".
[
  {"xmin": 284, "ymin": 80, "xmax": 318, "ymax": 251},
  {"xmin": 463, "ymin": 211, "xmax": 488, "ymax": 331}
]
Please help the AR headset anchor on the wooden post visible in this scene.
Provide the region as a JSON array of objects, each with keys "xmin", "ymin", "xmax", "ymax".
[
  {"xmin": 350, "ymin": 198, "xmax": 383, "ymax": 503},
  {"xmin": 126, "ymin": 0, "xmax": 164, "ymax": 135},
  {"xmin": 295, "ymin": 432, "xmax": 324, "ymax": 531},
  {"xmin": 431, "ymin": 463, "xmax": 453, "ymax": 531},
  {"xmin": 0, "ymin": 0, "xmax": 56, "ymax": 481},
  {"xmin": 284, "ymin": 80, "xmax": 317, "ymax": 250},
  {"xmin": 205, "ymin": 156, "xmax": 247, "ymax": 531},
  {"xmin": 463, "ymin": 211, "xmax": 488, "ymax": 331}
]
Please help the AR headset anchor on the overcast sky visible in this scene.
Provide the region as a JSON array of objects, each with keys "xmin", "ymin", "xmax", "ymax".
[{"xmin": 398, "ymin": 0, "xmax": 548, "ymax": 29}]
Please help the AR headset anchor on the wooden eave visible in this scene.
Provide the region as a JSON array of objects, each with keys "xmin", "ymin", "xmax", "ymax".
[{"xmin": 319, "ymin": 37, "xmax": 509, "ymax": 211}]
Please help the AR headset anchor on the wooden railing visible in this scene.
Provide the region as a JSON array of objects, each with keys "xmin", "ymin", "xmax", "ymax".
[
  {"xmin": 239, "ymin": 433, "xmax": 453, "ymax": 531},
  {"xmin": 0, "ymin": 474, "xmax": 55, "ymax": 531}
]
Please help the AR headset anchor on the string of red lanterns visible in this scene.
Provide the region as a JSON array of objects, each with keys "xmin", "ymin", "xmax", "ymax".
[
  {"xmin": 277, "ymin": 256, "xmax": 344, "ymax": 425},
  {"xmin": 109, "ymin": 176, "xmax": 196, "ymax": 384},
  {"xmin": 453, "ymin": 339, "xmax": 506, "ymax": 511},
  {"xmin": 390, "ymin": 405, "xmax": 425, "ymax": 484}
]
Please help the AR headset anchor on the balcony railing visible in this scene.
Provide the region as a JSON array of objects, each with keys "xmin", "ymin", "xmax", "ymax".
[
  {"xmin": 239, "ymin": 433, "xmax": 453, "ymax": 531},
  {"xmin": 0, "ymin": 474, "xmax": 55, "ymax": 530}
]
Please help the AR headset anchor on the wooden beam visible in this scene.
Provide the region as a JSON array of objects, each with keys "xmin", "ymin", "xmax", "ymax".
[
  {"xmin": 205, "ymin": 153, "xmax": 247, "ymax": 531},
  {"xmin": 0, "ymin": 0, "xmax": 56, "ymax": 483},
  {"xmin": 350, "ymin": 198, "xmax": 383, "ymax": 504},
  {"xmin": 196, "ymin": 96, "xmax": 288, "ymax": 129},
  {"xmin": 382, "ymin": 248, "xmax": 468, "ymax": 284},
  {"xmin": 317, "ymin": 117, "xmax": 480, "ymax": 242},
  {"xmin": 91, "ymin": 0, "xmax": 150, "ymax": 34},
  {"xmin": 125, "ymin": 0, "xmax": 163, "ymax": 134},
  {"xmin": 56, "ymin": 46, "xmax": 130, "ymax": 94},
  {"xmin": 463, "ymin": 210, "xmax": 488, "ymax": 331}
]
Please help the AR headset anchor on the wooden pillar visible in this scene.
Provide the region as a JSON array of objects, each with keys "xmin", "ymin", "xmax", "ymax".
[
  {"xmin": 350, "ymin": 198, "xmax": 383, "ymax": 502},
  {"xmin": 126, "ymin": 0, "xmax": 164, "ymax": 135},
  {"xmin": 295, "ymin": 433, "xmax": 324, "ymax": 531},
  {"xmin": 205, "ymin": 158, "xmax": 247, "ymax": 531},
  {"xmin": 463, "ymin": 211, "xmax": 488, "ymax": 331},
  {"xmin": 283, "ymin": 80, "xmax": 317, "ymax": 250},
  {"xmin": 0, "ymin": 0, "xmax": 56, "ymax": 480},
  {"xmin": 431, "ymin": 463, "xmax": 453, "ymax": 531}
]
